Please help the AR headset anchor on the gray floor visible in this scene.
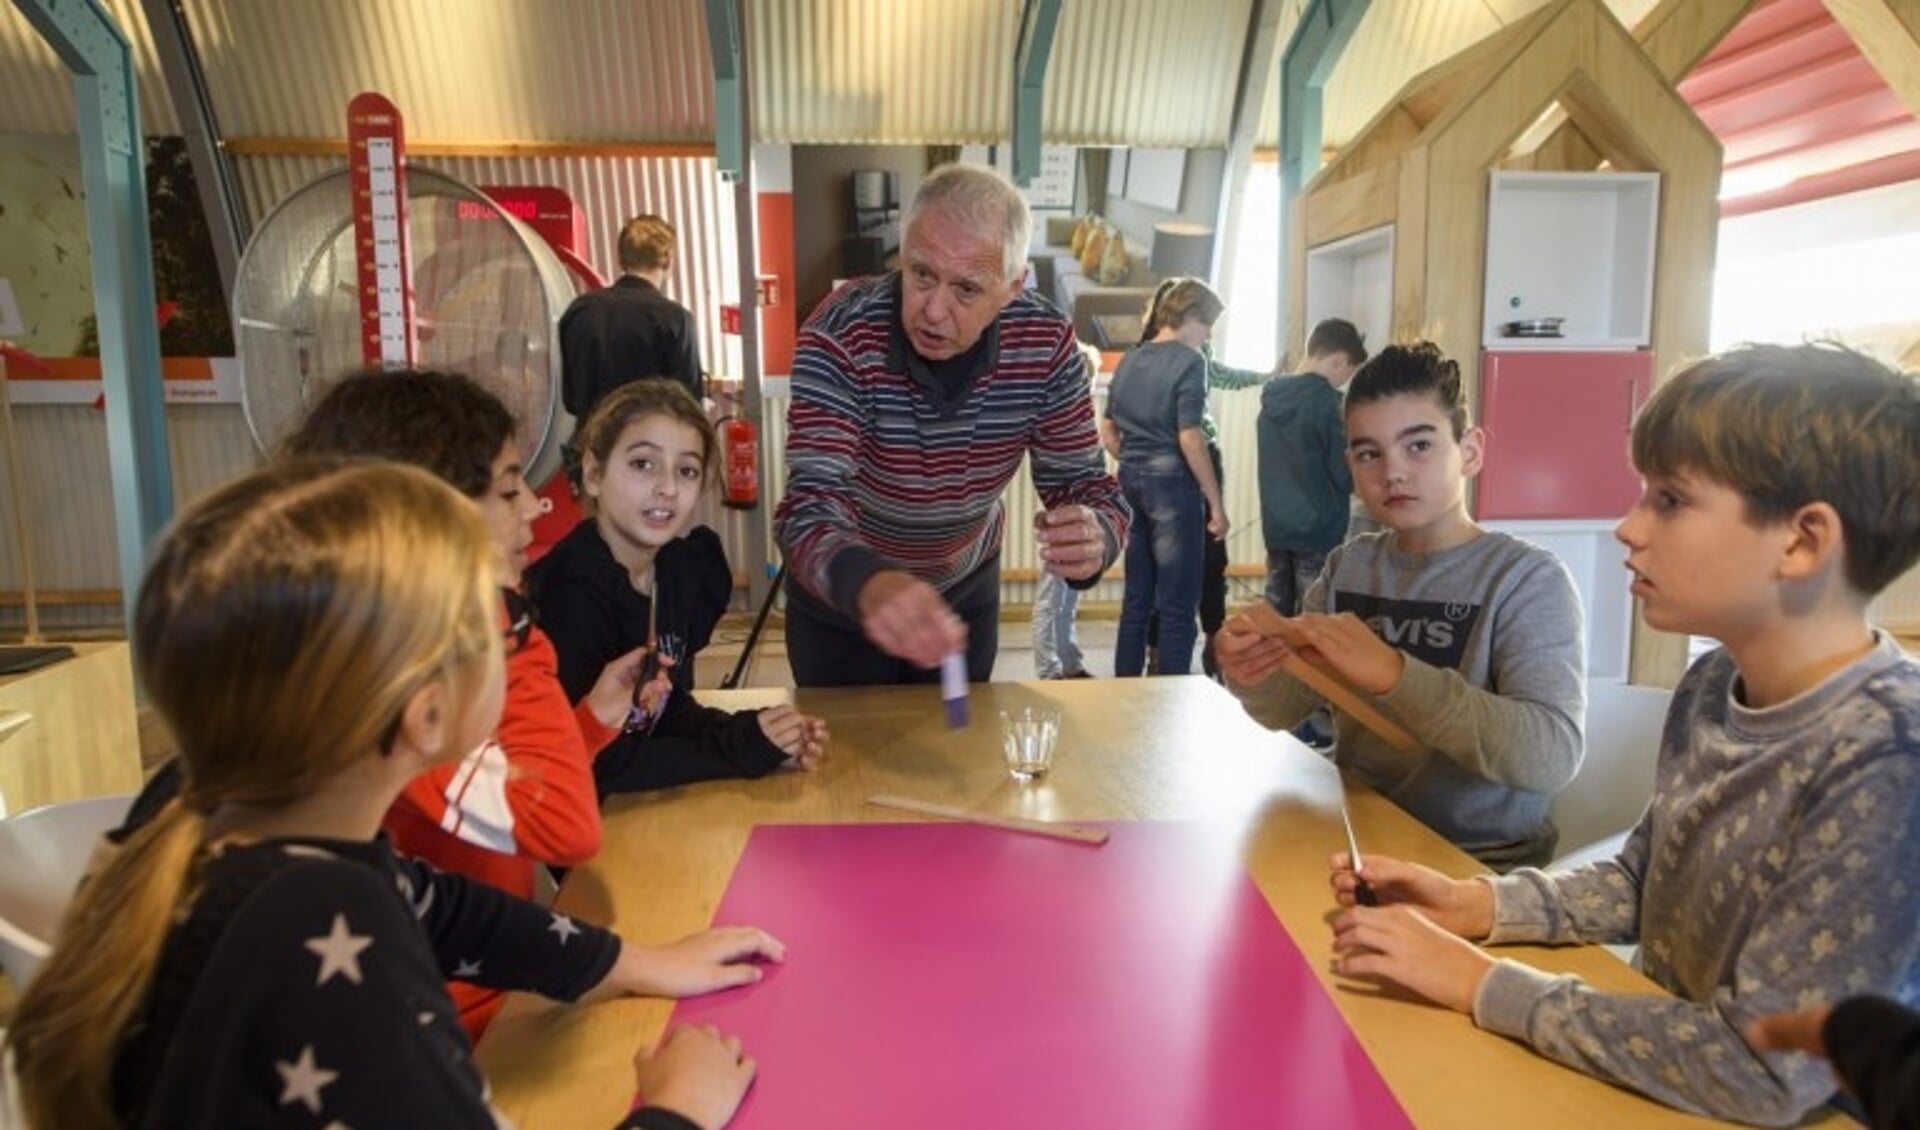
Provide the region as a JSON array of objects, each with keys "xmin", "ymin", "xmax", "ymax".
[{"xmin": 693, "ymin": 607, "xmax": 1204, "ymax": 689}]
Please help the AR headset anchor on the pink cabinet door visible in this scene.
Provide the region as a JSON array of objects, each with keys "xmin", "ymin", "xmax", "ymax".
[{"xmin": 1476, "ymin": 350, "xmax": 1652, "ymax": 520}]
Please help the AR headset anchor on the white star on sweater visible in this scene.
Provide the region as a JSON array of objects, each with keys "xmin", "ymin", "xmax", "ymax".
[
  {"xmin": 276, "ymin": 1045, "xmax": 338, "ymax": 1114},
  {"xmin": 304, "ymin": 914, "xmax": 373, "ymax": 986},
  {"xmin": 454, "ymin": 958, "xmax": 483, "ymax": 978},
  {"xmin": 548, "ymin": 912, "xmax": 581, "ymax": 945}
]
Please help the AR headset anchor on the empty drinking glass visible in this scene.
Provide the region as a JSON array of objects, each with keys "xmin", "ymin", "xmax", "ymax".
[{"xmin": 999, "ymin": 706, "xmax": 1061, "ymax": 782}]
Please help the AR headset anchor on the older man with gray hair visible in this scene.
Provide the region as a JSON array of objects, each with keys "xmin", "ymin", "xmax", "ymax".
[{"xmin": 775, "ymin": 163, "xmax": 1129, "ymax": 687}]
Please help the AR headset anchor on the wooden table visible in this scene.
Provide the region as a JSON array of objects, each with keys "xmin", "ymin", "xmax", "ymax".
[
  {"xmin": 0, "ymin": 641, "xmax": 140, "ymax": 817},
  {"xmin": 475, "ymin": 678, "xmax": 1800, "ymax": 1129}
]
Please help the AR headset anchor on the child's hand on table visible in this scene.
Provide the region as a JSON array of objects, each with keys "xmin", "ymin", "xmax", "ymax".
[
  {"xmin": 1330, "ymin": 903, "xmax": 1496, "ymax": 1014},
  {"xmin": 758, "ymin": 704, "xmax": 830, "ymax": 770},
  {"xmin": 1328, "ymin": 853, "xmax": 1495, "ymax": 938},
  {"xmin": 633, "ymin": 1023, "xmax": 756, "ymax": 1130},
  {"xmin": 599, "ymin": 926, "xmax": 787, "ymax": 1001},
  {"xmin": 1327, "ymin": 852, "xmax": 1499, "ymax": 1014}
]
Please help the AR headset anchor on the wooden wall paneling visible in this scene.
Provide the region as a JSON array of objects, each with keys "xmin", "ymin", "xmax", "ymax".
[
  {"xmin": 1420, "ymin": 148, "xmax": 1487, "ymax": 405},
  {"xmin": 1301, "ymin": 159, "xmax": 1400, "ymax": 247},
  {"xmin": 1286, "ymin": 192, "xmax": 1309, "ymax": 362},
  {"xmin": 1505, "ymin": 119, "xmax": 1605, "ymax": 172},
  {"xmin": 1391, "ymin": 153, "xmax": 1429, "ymax": 345},
  {"xmin": 1313, "ymin": 106, "xmax": 1422, "ymax": 190}
]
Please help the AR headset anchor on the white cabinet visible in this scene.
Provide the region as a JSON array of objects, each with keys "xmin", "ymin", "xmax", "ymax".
[
  {"xmin": 1482, "ymin": 519, "xmax": 1631, "ymax": 683},
  {"xmin": 1304, "ymin": 224, "xmax": 1393, "ymax": 353},
  {"xmin": 1482, "ymin": 172, "xmax": 1658, "ymax": 350}
]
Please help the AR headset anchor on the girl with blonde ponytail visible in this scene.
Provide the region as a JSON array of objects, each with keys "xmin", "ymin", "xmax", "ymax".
[{"xmin": 6, "ymin": 460, "xmax": 759, "ymax": 1130}]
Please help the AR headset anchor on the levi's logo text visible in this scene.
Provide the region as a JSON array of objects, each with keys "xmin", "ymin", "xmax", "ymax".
[{"xmin": 1333, "ymin": 593, "xmax": 1482, "ymax": 671}]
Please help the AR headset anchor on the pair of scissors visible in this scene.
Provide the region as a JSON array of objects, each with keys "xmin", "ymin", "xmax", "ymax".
[
  {"xmin": 1339, "ymin": 776, "xmax": 1380, "ymax": 907},
  {"xmin": 623, "ymin": 578, "xmax": 667, "ymax": 735}
]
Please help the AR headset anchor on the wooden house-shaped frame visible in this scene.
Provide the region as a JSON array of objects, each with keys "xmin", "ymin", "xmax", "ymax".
[
  {"xmin": 1290, "ymin": 0, "xmax": 1730, "ymax": 685},
  {"xmin": 1289, "ymin": 0, "xmax": 1723, "ymax": 399}
]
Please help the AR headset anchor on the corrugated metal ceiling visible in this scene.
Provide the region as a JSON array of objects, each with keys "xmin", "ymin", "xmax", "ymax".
[
  {"xmin": 187, "ymin": 0, "xmax": 715, "ymax": 141},
  {"xmin": 7, "ymin": 0, "xmax": 1908, "ymax": 208},
  {"xmin": 6, "ymin": 0, "xmax": 1662, "ymax": 151}
]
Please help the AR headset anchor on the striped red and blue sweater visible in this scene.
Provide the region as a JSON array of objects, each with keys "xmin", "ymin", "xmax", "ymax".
[{"xmin": 775, "ymin": 273, "xmax": 1129, "ymax": 616}]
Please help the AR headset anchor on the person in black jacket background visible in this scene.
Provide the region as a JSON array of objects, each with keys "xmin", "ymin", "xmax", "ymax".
[{"xmin": 1752, "ymin": 996, "xmax": 1920, "ymax": 1129}]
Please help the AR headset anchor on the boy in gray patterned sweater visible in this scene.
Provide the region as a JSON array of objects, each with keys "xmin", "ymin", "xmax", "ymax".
[
  {"xmin": 1323, "ymin": 343, "xmax": 1920, "ymax": 1126},
  {"xmin": 1220, "ymin": 342, "xmax": 1586, "ymax": 868}
]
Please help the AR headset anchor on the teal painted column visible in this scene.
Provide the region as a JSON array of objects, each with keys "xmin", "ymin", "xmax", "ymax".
[
  {"xmin": 15, "ymin": 0, "xmax": 173, "ymax": 634},
  {"xmin": 1278, "ymin": 0, "xmax": 1369, "ymax": 346},
  {"xmin": 705, "ymin": 0, "xmax": 745, "ymax": 182},
  {"xmin": 1010, "ymin": 0, "xmax": 1062, "ymax": 186}
]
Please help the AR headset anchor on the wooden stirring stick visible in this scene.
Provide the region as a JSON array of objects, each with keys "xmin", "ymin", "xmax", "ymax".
[{"xmin": 866, "ymin": 794, "xmax": 1110, "ymax": 846}]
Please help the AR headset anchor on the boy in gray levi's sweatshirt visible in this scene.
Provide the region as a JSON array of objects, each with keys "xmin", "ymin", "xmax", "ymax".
[
  {"xmin": 1273, "ymin": 530, "xmax": 1584, "ymax": 868},
  {"xmin": 1222, "ymin": 342, "xmax": 1586, "ymax": 870},
  {"xmin": 1323, "ymin": 343, "xmax": 1920, "ymax": 1126}
]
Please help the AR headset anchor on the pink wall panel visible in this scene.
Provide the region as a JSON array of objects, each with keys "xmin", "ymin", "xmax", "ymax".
[{"xmin": 1476, "ymin": 350, "xmax": 1652, "ymax": 521}]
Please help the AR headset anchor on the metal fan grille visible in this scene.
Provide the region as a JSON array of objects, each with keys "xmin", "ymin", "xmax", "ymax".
[{"xmin": 232, "ymin": 167, "xmax": 579, "ymax": 483}]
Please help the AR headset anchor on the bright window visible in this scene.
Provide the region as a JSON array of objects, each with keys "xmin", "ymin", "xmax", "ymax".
[{"xmin": 1219, "ymin": 161, "xmax": 1282, "ymax": 373}]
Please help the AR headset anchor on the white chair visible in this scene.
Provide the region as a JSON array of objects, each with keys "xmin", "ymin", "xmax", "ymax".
[
  {"xmin": 1550, "ymin": 681, "xmax": 1672, "ymax": 865},
  {"xmin": 0, "ymin": 794, "xmax": 131, "ymax": 988},
  {"xmin": 1548, "ymin": 682, "xmax": 1672, "ymax": 968}
]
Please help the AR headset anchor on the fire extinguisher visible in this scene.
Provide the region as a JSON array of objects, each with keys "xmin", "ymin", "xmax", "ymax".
[{"xmin": 717, "ymin": 408, "xmax": 758, "ymax": 510}]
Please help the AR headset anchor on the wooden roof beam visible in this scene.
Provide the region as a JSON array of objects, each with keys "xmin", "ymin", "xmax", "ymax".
[
  {"xmin": 1823, "ymin": 0, "xmax": 1920, "ymax": 118},
  {"xmin": 1519, "ymin": 0, "xmax": 1756, "ymax": 175}
]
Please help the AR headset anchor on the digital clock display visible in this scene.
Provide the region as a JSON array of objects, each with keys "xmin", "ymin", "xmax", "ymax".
[{"xmin": 456, "ymin": 198, "xmax": 539, "ymax": 221}]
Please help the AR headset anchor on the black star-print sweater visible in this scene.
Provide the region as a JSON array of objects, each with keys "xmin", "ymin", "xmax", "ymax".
[{"xmin": 111, "ymin": 835, "xmax": 697, "ymax": 1130}]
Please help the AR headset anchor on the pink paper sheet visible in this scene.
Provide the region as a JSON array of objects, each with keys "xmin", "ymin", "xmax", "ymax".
[{"xmin": 667, "ymin": 821, "xmax": 1414, "ymax": 1128}]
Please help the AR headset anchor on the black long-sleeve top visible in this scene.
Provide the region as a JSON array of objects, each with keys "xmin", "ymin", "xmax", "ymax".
[
  {"xmin": 527, "ymin": 521, "xmax": 789, "ymax": 795},
  {"xmin": 1826, "ymin": 995, "xmax": 1920, "ymax": 1130}
]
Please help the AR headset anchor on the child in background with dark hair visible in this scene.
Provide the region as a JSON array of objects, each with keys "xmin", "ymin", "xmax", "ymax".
[
  {"xmin": 1321, "ymin": 343, "xmax": 1920, "ymax": 1125},
  {"xmin": 529, "ymin": 379, "xmax": 828, "ymax": 795},
  {"xmin": 1258, "ymin": 317, "xmax": 1367, "ymax": 617},
  {"xmin": 7, "ymin": 461, "xmax": 764, "ymax": 1130},
  {"xmin": 1218, "ymin": 341, "xmax": 1585, "ymax": 868}
]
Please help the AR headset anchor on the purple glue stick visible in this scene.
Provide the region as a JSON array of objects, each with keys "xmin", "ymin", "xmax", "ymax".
[{"xmin": 941, "ymin": 651, "xmax": 969, "ymax": 728}]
